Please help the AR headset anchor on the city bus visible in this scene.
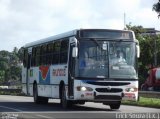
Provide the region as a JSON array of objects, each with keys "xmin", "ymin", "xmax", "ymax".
[{"xmin": 22, "ymin": 29, "xmax": 140, "ymax": 110}]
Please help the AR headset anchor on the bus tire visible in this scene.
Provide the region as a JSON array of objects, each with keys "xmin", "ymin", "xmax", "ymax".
[
  {"xmin": 40, "ymin": 97, "xmax": 49, "ymax": 104},
  {"xmin": 76, "ymin": 101, "xmax": 85, "ymax": 105},
  {"xmin": 109, "ymin": 101, "xmax": 121, "ymax": 110},
  {"xmin": 33, "ymin": 83, "xmax": 41, "ymax": 104},
  {"xmin": 61, "ymin": 85, "xmax": 72, "ymax": 108}
]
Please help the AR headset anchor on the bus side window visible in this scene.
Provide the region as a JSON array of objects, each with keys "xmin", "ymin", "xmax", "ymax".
[
  {"xmin": 47, "ymin": 44, "xmax": 51, "ymax": 65},
  {"xmin": 31, "ymin": 47, "xmax": 36, "ymax": 66},
  {"xmin": 52, "ymin": 41, "xmax": 61, "ymax": 64},
  {"xmin": 41, "ymin": 45, "xmax": 47, "ymax": 65},
  {"xmin": 46, "ymin": 43, "xmax": 54, "ymax": 65},
  {"xmin": 35, "ymin": 46, "xmax": 41, "ymax": 66},
  {"xmin": 51, "ymin": 42, "xmax": 54, "ymax": 64},
  {"xmin": 41, "ymin": 45, "xmax": 43, "ymax": 65},
  {"xmin": 60, "ymin": 39, "xmax": 69, "ymax": 64}
]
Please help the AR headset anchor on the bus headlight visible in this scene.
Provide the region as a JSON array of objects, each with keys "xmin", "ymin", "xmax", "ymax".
[
  {"xmin": 125, "ymin": 87, "xmax": 138, "ymax": 92},
  {"xmin": 77, "ymin": 86, "xmax": 93, "ymax": 91}
]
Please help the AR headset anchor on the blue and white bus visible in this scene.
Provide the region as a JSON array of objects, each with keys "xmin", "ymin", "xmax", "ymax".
[{"xmin": 22, "ymin": 29, "xmax": 140, "ymax": 110}]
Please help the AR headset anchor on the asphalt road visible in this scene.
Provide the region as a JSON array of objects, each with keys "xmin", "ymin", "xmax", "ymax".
[{"xmin": 0, "ymin": 95, "xmax": 159, "ymax": 119}]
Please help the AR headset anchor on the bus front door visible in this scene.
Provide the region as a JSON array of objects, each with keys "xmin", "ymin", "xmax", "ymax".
[
  {"xmin": 26, "ymin": 53, "xmax": 31, "ymax": 95},
  {"xmin": 68, "ymin": 42, "xmax": 76, "ymax": 99}
]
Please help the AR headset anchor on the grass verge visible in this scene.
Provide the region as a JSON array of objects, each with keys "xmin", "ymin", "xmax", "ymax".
[
  {"xmin": 0, "ymin": 90, "xmax": 25, "ymax": 96},
  {"xmin": 122, "ymin": 97, "xmax": 160, "ymax": 108}
]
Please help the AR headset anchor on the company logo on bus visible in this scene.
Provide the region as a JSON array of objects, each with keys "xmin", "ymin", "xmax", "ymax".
[
  {"xmin": 106, "ymin": 86, "xmax": 112, "ymax": 91},
  {"xmin": 39, "ymin": 66, "xmax": 50, "ymax": 84},
  {"xmin": 39, "ymin": 66, "xmax": 50, "ymax": 81}
]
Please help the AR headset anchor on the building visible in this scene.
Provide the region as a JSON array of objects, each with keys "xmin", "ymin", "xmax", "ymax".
[{"xmin": 141, "ymin": 28, "xmax": 160, "ymax": 36}]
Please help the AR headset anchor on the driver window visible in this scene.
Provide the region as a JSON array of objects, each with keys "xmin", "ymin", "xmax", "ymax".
[{"xmin": 109, "ymin": 44, "xmax": 126, "ymax": 65}]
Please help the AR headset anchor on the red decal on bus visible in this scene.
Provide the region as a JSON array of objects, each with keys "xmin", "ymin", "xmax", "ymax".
[{"xmin": 39, "ymin": 66, "xmax": 50, "ymax": 80}]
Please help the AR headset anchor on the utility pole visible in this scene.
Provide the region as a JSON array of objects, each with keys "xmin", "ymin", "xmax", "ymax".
[
  {"xmin": 124, "ymin": 13, "xmax": 126, "ymax": 30},
  {"xmin": 154, "ymin": 33, "xmax": 157, "ymax": 67},
  {"xmin": 150, "ymin": 28, "xmax": 158, "ymax": 67}
]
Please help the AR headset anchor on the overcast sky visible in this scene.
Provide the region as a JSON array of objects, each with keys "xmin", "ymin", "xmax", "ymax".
[{"xmin": 0, "ymin": 0, "xmax": 159, "ymax": 51}]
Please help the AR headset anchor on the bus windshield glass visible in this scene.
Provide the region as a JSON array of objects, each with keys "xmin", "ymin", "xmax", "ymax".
[
  {"xmin": 109, "ymin": 41, "xmax": 137, "ymax": 79},
  {"xmin": 75, "ymin": 39, "xmax": 137, "ymax": 79}
]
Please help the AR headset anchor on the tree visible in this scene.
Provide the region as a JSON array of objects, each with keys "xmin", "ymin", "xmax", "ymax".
[
  {"xmin": 153, "ymin": 0, "xmax": 160, "ymax": 18},
  {"xmin": 126, "ymin": 24, "xmax": 160, "ymax": 87},
  {"xmin": 0, "ymin": 47, "xmax": 22, "ymax": 85},
  {"xmin": 126, "ymin": 24, "xmax": 159, "ymax": 67},
  {"xmin": 0, "ymin": 70, "xmax": 5, "ymax": 83},
  {"xmin": 13, "ymin": 47, "xmax": 18, "ymax": 54},
  {"xmin": 18, "ymin": 47, "xmax": 24, "ymax": 62}
]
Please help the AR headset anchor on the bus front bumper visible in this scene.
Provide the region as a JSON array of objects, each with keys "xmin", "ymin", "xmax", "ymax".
[
  {"xmin": 73, "ymin": 89, "xmax": 138, "ymax": 102},
  {"xmin": 74, "ymin": 90, "xmax": 123, "ymax": 102}
]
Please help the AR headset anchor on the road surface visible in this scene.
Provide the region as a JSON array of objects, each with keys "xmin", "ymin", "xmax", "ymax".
[{"xmin": 0, "ymin": 95, "xmax": 159, "ymax": 119}]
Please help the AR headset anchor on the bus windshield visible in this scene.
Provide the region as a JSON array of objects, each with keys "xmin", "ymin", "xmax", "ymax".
[{"xmin": 75, "ymin": 39, "xmax": 137, "ymax": 79}]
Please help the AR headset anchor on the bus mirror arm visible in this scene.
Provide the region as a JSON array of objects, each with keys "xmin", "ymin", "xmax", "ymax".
[{"xmin": 72, "ymin": 47, "xmax": 78, "ymax": 57}]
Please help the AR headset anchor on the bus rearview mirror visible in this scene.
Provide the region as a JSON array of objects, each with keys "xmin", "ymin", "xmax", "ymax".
[
  {"xmin": 136, "ymin": 45, "xmax": 140, "ymax": 58},
  {"xmin": 72, "ymin": 47, "xmax": 78, "ymax": 57},
  {"xmin": 135, "ymin": 39, "xmax": 140, "ymax": 58}
]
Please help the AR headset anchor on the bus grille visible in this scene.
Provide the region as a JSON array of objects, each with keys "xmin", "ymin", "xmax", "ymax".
[
  {"xmin": 95, "ymin": 95, "xmax": 122, "ymax": 100},
  {"xmin": 95, "ymin": 88, "xmax": 123, "ymax": 93},
  {"xmin": 84, "ymin": 81, "xmax": 130, "ymax": 86}
]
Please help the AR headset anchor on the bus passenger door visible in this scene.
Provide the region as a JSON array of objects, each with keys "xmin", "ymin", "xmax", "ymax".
[
  {"xmin": 26, "ymin": 49, "xmax": 32, "ymax": 95},
  {"xmin": 68, "ymin": 38, "xmax": 76, "ymax": 98}
]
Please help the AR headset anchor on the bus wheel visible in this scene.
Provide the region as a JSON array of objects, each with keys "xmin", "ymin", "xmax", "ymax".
[
  {"xmin": 76, "ymin": 101, "xmax": 85, "ymax": 105},
  {"xmin": 109, "ymin": 101, "xmax": 121, "ymax": 110},
  {"xmin": 33, "ymin": 84, "xmax": 41, "ymax": 104},
  {"xmin": 41, "ymin": 97, "xmax": 49, "ymax": 104},
  {"xmin": 61, "ymin": 85, "xmax": 72, "ymax": 108}
]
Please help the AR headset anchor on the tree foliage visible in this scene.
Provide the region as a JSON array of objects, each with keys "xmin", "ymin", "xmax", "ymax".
[
  {"xmin": 0, "ymin": 47, "xmax": 22, "ymax": 85},
  {"xmin": 153, "ymin": 0, "xmax": 160, "ymax": 18},
  {"xmin": 127, "ymin": 24, "xmax": 160, "ymax": 86}
]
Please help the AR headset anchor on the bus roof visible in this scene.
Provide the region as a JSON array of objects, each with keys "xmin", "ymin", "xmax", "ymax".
[
  {"xmin": 24, "ymin": 29, "xmax": 77, "ymax": 48},
  {"xmin": 24, "ymin": 29, "xmax": 134, "ymax": 48}
]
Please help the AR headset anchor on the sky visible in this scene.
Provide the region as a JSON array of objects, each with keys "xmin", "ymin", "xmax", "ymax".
[{"xmin": 0, "ymin": 0, "xmax": 159, "ymax": 51}]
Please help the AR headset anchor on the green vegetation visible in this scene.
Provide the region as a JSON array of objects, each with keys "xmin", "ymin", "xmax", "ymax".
[
  {"xmin": 126, "ymin": 24, "xmax": 160, "ymax": 88},
  {"xmin": 0, "ymin": 90, "xmax": 23, "ymax": 96},
  {"xmin": 153, "ymin": 0, "xmax": 160, "ymax": 18},
  {"xmin": 0, "ymin": 88, "xmax": 25, "ymax": 96},
  {"xmin": 122, "ymin": 97, "xmax": 160, "ymax": 108},
  {"xmin": 0, "ymin": 47, "xmax": 23, "ymax": 87}
]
